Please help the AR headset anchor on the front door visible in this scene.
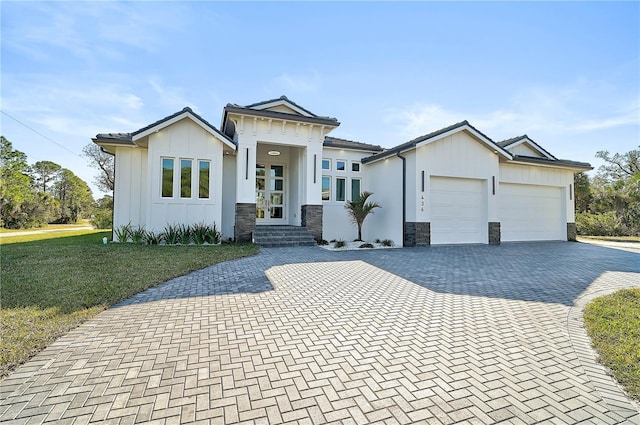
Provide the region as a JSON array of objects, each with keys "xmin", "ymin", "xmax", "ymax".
[{"xmin": 256, "ymin": 163, "xmax": 286, "ymax": 224}]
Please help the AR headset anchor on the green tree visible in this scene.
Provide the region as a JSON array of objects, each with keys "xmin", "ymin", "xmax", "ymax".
[
  {"xmin": 82, "ymin": 144, "xmax": 114, "ymax": 193},
  {"xmin": 53, "ymin": 168, "xmax": 94, "ymax": 223},
  {"xmin": 574, "ymin": 171, "xmax": 592, "ymax": 213},
  {"xmin": 596, "ymin": 148, "xmax": 640, "ymax": 182},
  {"xmin": 30, "ymin": 160, "xmax": 61, "ymax": 194},
  {"xmin": 345, "ymin": 191, "xmax": 381, "ymax": 241},
  {"xmin": 0, "ymin": 136, "xmax": 35, "ymax": 228},
  {"xmin": 91, "ymin": 195, "xmax": 113, "ymax": 229}
]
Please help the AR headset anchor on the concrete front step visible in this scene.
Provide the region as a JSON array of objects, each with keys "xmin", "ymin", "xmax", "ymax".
[{"xmin": 254, "ymin": 226, "xmax": 316, "ymax": 247}]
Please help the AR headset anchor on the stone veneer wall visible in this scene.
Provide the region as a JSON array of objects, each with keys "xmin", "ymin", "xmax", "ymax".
[
  {"xmin": 234, "ymin": 203, "xmax": 256, "ymax": 242},
  {"xmin": 301, "ymin": 205, "xmax": 323, "ymax": 241},
  {"xmin": 488, "ymin": 222, "xmax": 501, "ymax": 245},
  {"xmin": 404, "ymin": 222, "xmax": 430, "ymax": 247},
  {"xmin": 567, "ymin": 223, "xmax": 577, "ymax": 241}
]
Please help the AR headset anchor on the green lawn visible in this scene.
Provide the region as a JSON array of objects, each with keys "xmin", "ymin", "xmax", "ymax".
[
  {"xmin": 0, "ymin": 230, "xmax": 258, "ymax": 378},
  {"xmin": 584, "ymin": 288, "xmax": 640, "ymax": 401},
  {"xmin": 578, "ymin": 235, "xmax": 640, "ymax": 243}
]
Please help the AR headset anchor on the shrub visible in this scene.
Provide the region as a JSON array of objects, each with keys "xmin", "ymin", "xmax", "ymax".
[
  {"xmin": 178, "ymin": 224, "xmax": 192, "ymax": 244},
  {"xmin": 161, "ymin": 224, "xmax": 180, "ymax": 245},
  {"xmin": 91, "ymin": 208, "xmax": 112, "ymax": 229},
  {"xmin": 576, "ymin": 212, "xmax": 628, "ymax": 236},
  {"xmin": 113, "ymin": 223, "xmax": 132, "ymax": 243},
  {"xmin": 143, "ymin": 230, "xmax": 160, "ymax": 245},
  {"xmin": 205, "ymin": 223, "xmax": 222, "ymax": 245},
  {"xmin": 130, "ymin": 226, "xmax": 146, "ymax": 244},
  {"xmin": 192, "ymin": 222, "xmax": 209, "ymax": 245},
  {"xmin": 381, "ymin": 239, "xmax": 394, "ymax": 247},
  {"xmin": 334, "ymin": 239, "xmax": 346, "ymax": 248},
  {"xmin": 359, "ymin": 243, "xmax": 374, "ymax": 248},
  {"xmin": 317, "ymin": 239, "xmax": 329, "ymax": 246},
  {"xmin": 374, "ymin": 238, "xmax": 381, "ymax": 244}
]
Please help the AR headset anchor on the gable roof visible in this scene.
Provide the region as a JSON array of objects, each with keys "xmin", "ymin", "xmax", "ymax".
[
  {"xmin": 93, "ymin": 107, "xmax": 235, "ymax": 150},
  {"xmin": 323, "ymin": 136, "xmax": 383, "ymax": 152},
  {"xmin": 223, "ymin": 96, "xmax": 340, "ymax": 127},
  {"xmin": 498, "ymin": 135, "xmax": 556, "ymax": 160},
  {"xmin": 362, "ymin": 121, "xmax": 513, "ymax": 164},
  {"xmin": 244, "ymin": 95, "xmax": 317, "ymax": 117}
]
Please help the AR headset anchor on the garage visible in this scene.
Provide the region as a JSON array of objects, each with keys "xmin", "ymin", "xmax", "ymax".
[
  {"xmin": 500, "ymin": 183, "xmax": 565, "ymax": 241},
  {"xmin": 430, "ymin": 177, "xmax": 485, "ymax": 244}
]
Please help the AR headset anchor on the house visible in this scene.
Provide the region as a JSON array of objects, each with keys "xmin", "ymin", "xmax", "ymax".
[{"xmin": 92, "ymin": 96, "xmax": 592, "ymax": 246}]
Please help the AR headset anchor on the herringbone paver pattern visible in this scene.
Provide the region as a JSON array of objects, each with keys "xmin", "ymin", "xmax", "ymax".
[{"xmin": 1, "ymin": 242, "xmax": 639, "ymax": 424}]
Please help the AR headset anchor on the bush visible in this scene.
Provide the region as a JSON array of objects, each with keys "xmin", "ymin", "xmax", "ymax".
[
  {"xmin": 91, "ymin": 208, "xmax": 112, "ymax": 229},
  {"xmin": 114, "ymin": 223, "xmax": 132, "ymax": 243},
  {"xmin": 359, "ymin": 243, "xmax": 374, "ymax": 248},
  {"xmin": 316, "ymin": 239, "xmax": 329, "ymax": 246},
  {"xmin": 381, "ymin": 239, "xmax": 394, "ymax": 247},
  {"xmin": 576, "ymin": 212, "xmax": 629, "ymax": 236},
  {"xmin": 334, "ymin": 239, "xmax": 346, "ymax": 248}
]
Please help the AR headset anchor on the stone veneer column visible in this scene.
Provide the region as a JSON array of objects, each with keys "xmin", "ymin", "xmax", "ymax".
[
  {"xmin": 234, "ymin": 203, "xmax": 256, "ymax": 242},
  {"xmin": 301, "ymin": 205, "xmax": 323, "ymax": 241},
  {"xmin": 567, "ymin": 223, "xmax": 577, "ymax": 241},
  {"xmin": 404, "ymin": 222, "xmax": 430, "ymax": 247},
  {"xmin": 488, "ymin": 222, "xmax": 501, "ymax": 245}
]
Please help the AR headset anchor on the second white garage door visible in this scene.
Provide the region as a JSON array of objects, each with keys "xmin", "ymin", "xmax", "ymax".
[
  {"xmin": 500, "ymin": 183, "xmax": 565, "ymax": 242},
  {"xmin": 430, "ymin": 177, "xmax": 485, "ymax": 244}
]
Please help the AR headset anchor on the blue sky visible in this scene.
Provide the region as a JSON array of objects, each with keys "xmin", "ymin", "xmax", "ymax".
[{"xmin": 2, "ymin": 1, "xmax": 638, "ymax": 198}]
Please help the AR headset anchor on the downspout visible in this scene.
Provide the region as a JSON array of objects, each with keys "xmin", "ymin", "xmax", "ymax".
[{"xmin": 396, "ymin": 152, "xmax": 406, "ymax": 247}]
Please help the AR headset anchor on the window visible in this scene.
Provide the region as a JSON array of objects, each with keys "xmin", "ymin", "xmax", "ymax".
[
  {"xmin": 336, "ymin": 178, "xmax": 346, "ymax": 202},
  {"xmin": 322, "ymin": 176, "xmax": 330, "ymax": 201},
  {"xmin": 180, "ymin": 159, "xmax": 192, "ymax": 198},
  {"xmin": 336, "ymin": 160, "xmax": 346, "ymax": 171},
  {"xmin": 351, "ymin": 179, "xmax": 361, "ymax": 201},
  {"xmin": 322, "ymin": 159, "xmax": 331, "ymax": 170},
  {"xmin": 199, "ymin": 161, "xmax": 210, "ymax": 199},
  {"xmin": 352, "ymin": 162, "xmax": 360, "ymax": 172},
  {"xmin": 161, "ymin": 158, "xmax": 174, "ymax": 197}
]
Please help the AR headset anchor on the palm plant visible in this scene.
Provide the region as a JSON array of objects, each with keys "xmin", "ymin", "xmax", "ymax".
[{"xmin": 344, "ymin": 191, "xmax": 381, "ymax": 241}]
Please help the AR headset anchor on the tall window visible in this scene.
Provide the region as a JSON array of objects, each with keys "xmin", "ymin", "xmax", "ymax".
[
  {"xmin": 322, "ymin": 176, "xmax": 330, "ymax": 201},
  {"xmin": 180, "ymin": 159, "xmax": 192, "ymax": 198},
  {"xmin": 198, "ymin": 161, "xmax": 210, "ymax": 199},
  {"xmin": 162, "ymin": 158, "xmax": 174, "ymax": 197},
  {"xmin": 336, "ymin": 178, "xmax": 346, "ymax": 202},
  {"xmin": 351, "ymin": 179, "xmax": 361, "ymax": 201}
]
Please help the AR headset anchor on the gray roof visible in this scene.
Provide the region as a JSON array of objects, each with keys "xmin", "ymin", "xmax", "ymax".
[
  {"xmin": 511, "ymin": 155, "xmax": 592, "ymax": 170},
  {"xmin": 498, "ymin": 135, "xmax": 557, "ymax": 159},
  {"xmin": 94, "ymin": 107, "xmax": 234, "ymax": 145},
  {"xmin": 363, "ymin": 120, "xmax": 494, "ymax": 163},
  {"xmin": 224, "ymin": 96, "xmax": 339, "ymax": 127},
  {"xmin": 323, "ymin": 136, "xmax": 383, "ymax": 152},
  {"xmin": 244, "ymin": 95, "xmax": 318, "ymax": 117}
]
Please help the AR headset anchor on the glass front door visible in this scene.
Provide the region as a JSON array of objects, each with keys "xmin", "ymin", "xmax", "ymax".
[{"xmin": 256, "ymin": 164, "xmax": 286, "ymax": 223}]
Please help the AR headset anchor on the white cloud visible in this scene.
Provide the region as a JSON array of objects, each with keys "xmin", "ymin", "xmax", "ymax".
[{"xmin": 385, "ymin": 82, "xmax": 640, "ymax": 143}]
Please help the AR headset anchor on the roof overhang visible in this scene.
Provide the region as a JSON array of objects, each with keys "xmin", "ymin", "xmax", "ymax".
[
  {"xmin": 501, "ymin": 136, "xmax": 556, "ymax": 160},
  {"xmin": 132, "ymin": 110, "xmax": 236, "ymax": 150},
  {"xmin": 223, "ymin": 105, "xmax": 340, "ymax": 128},
  {"xmin": 507, "ymin": 155, "xmax": 593, "ymax": 171}
]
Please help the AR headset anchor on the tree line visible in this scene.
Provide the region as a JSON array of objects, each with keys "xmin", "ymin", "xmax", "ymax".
[
  {"xmin": 0, "ymin": 136, "xmax": 114, "ymax": 229},
  {"xmin": 575, "ymin": 147, "xmax": 640, "ymax": 236}
]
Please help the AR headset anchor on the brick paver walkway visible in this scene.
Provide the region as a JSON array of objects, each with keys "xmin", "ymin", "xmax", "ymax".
[{"xmin": 1, "ymin": 242, "xmax": 639, "ymax": 424}]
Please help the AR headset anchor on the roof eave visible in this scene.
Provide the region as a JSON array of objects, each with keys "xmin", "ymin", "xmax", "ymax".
[
  {"xmin": 509, "ymin": 155, "xmax": 593, "ymax": 171},
  {"xmin": 224, "ymin": 106, "xmax": 340, "ymax": 127}
]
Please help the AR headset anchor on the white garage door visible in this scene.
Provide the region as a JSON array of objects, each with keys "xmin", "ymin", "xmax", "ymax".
[
  {"xmin": 430, "ymin": 177, "xmax": 485, "ymax": 244},
  {"xmin": 500, "ymin": 183, "xmax": 565, "ymax": 242}
]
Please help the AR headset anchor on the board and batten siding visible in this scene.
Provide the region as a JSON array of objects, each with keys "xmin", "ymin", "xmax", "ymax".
[
  {"xmin": 414, "ymin": 131, "xmax": 499, "ymax": 226},
  {"xmin": 146, "ymin": 119, "xmax": 225, "ymax": 234},
  {"xmin": 113, "ymin": 147, "xmax": 148, "ymax": 240}
]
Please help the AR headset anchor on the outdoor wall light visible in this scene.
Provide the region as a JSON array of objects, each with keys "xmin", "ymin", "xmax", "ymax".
[{"xmin": 268, "ymin": 150, "xmax": 281, "ymax": 156}]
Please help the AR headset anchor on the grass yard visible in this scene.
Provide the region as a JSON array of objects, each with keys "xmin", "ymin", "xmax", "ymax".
[
  {"xmin": 578, "ymin": 235, "xmax": 640, "ymax": 243},
  {"xmin": 0, "ymin": 230, "xmax": 258, "ymax": 378},
  {"xmin": 583, "ymin": 288, "xmax": 640, "ymax": 401}
]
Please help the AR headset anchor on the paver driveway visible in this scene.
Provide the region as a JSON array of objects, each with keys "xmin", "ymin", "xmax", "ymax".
[{"xmin": 1, "ymin": 242, "xmax": 639, "ymax": 424}]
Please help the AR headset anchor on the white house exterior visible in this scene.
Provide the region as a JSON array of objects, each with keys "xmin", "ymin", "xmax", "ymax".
[{"xmin": 93, "ymin": 96, "xmax": 591, "ymax": 246}]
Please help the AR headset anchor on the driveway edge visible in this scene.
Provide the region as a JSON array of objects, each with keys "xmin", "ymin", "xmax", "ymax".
[{"xmin": 567, "ymin": 287, "xmax": 640, "ymax": 422}]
